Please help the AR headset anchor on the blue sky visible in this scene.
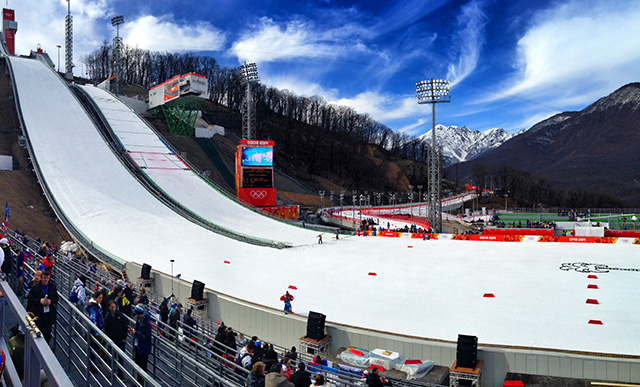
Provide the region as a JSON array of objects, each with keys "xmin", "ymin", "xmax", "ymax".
[{"xmin": 11, "ymin": 0, "xmax": 640, "ymax": 135}]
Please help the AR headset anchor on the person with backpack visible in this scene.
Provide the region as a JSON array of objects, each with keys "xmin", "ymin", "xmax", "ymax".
[
  {"xmin": 236, "ymin": 340, "xmax": 255, "ymax": 369},
  {"xmin": 69, "ymin": 277, "xmax": 87, "ymax": 307}
]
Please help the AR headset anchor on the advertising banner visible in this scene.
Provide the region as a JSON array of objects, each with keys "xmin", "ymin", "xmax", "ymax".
[
  {"xmin": 537, "ymin": 236, "xmax": 617, "ymax": 244},
  {"xmin": 483, "ymin": 228, "xmax": 553, "ymax": 236},
  {"xmin": 451, "ymin": 234, "xmax": 525, "ymax": 242},
  {"xmin": 238, "ymin": 187, "xmax": 276, "ymax": 207},
  {"xmin": 258, "ymin": 205, "xmax": 299, "ymax": 220}
]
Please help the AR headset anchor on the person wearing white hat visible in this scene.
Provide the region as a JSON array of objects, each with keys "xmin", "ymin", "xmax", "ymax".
[{"xmin": 0, "ymin": 238, "xmax": 11, "ymax": 277}]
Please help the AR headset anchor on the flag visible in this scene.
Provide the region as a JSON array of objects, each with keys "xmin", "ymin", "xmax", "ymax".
[
  {"xmin": 4, "ymin": 202, "xmax": 9, "ymax": 223},
  {"xmin": 0, "ymin": 222, "xmax": 5, "ymax": 232}
]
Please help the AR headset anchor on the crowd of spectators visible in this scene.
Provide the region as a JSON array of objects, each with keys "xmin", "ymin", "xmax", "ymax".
[
  {"xmin": 489, "ymin": 219, "xmax": 556, "ymax": 229},
  {"xmin": 2, "ymin": 228, "xmax": 403, "ymax": 387}
]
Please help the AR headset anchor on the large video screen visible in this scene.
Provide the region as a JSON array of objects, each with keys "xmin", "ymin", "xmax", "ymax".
[
  {"xmin": 242, "ymin": 168, "xmax": 273, "ymax": 188},
  {"xmin": 241, "ymin": 146, "xmax": 273, "ymax": 167}
]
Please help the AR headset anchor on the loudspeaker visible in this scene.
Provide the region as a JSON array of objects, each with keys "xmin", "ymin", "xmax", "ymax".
[
  {"xmin": 306, "ymin": 311, "xmax": 326, "ymax": 340},
  {"xmin": 456, "ymin": 334, "xmax": 478, "ymax": 369},
  {"xmin": 191, "ymin": 280, "xmax": 205, "ymax": 301},
  {"xmin": 141, "ymin": 264, "xmax": 152, "ymax": 280}
]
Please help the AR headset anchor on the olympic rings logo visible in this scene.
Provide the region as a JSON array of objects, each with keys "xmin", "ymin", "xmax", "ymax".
[{"xmin": 250, "ymin": 190, "xmax": 267, "ymax": 199}]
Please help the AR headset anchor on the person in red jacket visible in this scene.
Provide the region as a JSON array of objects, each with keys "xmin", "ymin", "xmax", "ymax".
[{"xmin": 42, "ymin": 253, "xmax": 54, "ymax": 277}]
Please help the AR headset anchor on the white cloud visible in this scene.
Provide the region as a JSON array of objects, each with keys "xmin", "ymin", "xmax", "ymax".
[
  {"xmin": 262, "ymin": 74, "xmax": 338, "ymax": 100},
  {"xmin": 499, "ymin": 0, "xmax": 640, "ymax": 106},
  {"xmin": 230, "ymin": 17, "xmax": 368, "ymax": 63},
  {"xmin": 330, "ymin": 92, "xmax": 423, "ymax": 122},
  {"xmin": 123, "ymin": 15, "xmax": 226, "ymax": 52},
  {"xmin": 11, "ymin": 0, "xmax": 111, "ymax": 72},
  {"xmin": 446, "ymin": 0, "xmax": 488, "ymax": 86}
]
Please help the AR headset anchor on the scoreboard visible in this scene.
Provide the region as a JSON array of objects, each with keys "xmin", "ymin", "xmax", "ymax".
[
  {"xmin": 235, "ymin": 140, "xmax": 276, "ymax": 206},
  {"xmin": 242, "ymin": 168, "xmax": 273, "ymax": 188}
]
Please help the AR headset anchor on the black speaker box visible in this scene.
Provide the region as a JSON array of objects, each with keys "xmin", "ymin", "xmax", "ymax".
[
  {"xmin": 141, "ymin": 264, "xmax": 152, "ymax": 280},
  {"xmin": 306, "ymin": 311, "xmax": 326, "ymax": 340},
  {"xmin": 456, "ymin": 334, "xmax": 478, "ymax": 369},
  {"xmin": 191, "ymin": 280, "xmax": 205, "ymax": 301}
]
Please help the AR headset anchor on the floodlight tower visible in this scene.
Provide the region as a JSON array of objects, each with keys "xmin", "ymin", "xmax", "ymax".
[
  {"xmin": 238, "ymin": 62, "xmax": 259, "ymax": 140},
  {"xmin": 111, "ymin": 15, "xmax": 124, "ymax": 95},
  {"xmin": 64, "ymin": 0, "xmax": 74, "ymax": 79},
  {"xmin": 416, "ymin": 79, "xmax": 450, "ymax": 233}
]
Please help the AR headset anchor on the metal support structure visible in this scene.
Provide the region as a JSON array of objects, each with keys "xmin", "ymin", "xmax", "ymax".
[
  {"xmin": 352, "ymin": 190, "xmax": 357, "ymax": 230},
  {"xmin": 150, "ymin": 98, "xmax": 203, "ymax": 136},
  {"xmin": 111, "ymin": 15, "xmax": 124, "ymax": 95},
  {"xmin": 319, "ymin": 190, "xmax": 325, "ymax": 210},
  {"xmin": 64, "ymin": 0, "xmax": 74, "ymax": 79},
  {"xmin": 417, "ymin": 78, "xmax": 450, "ymax": 232},
  {"xmin": 238, "ymin": 62, "xmax": 259, "ymax": 140}
]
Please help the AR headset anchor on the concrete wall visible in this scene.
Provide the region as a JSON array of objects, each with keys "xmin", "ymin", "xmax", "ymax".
[{"xmin": 126, "ymin": 261, "xmax": 640, "ymax": 385}]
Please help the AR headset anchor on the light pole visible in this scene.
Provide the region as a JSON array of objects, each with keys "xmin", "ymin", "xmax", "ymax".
[
  {"xmin": 417, "ymin": 185, "xmax": 423, "ymax": 218},
  {"xmin": 504, "ymin": 192, "xmax": 509, "ymax": 212},
  {"xmin": 352, "ymin": 190, "xmax": 357, "ymax": 230},
  {"xmin": 238, "ymin": 62, "xmax": 259, "ymax": 139},
  {"xmin": 408, "ymin": 185, "xmax": 414, "ymax": 217},
  {"xmin": 329, "ymin": 191, "xmax": 335, "ymax": 210},
  {"xmin": 56, "ymin": 44, "xmax": 61, "ymax": 72},
  {"xmin": 170, "ymin": 259, "xmax": 176, "ymax": 300},
  {"xmin": 319, "ymin": 191, "xmax": 325, "ymax": 210},
  {"xmin": 65, "ymin": 0, "xmax": 74, "ymax": 80},
  {"xmin": 339, "ymin": 190, "xmax": 345, "ymax": 218},
  {"xmin": 417, "ymin": 79, "xmax": 450, "ymax": 232},
  {"xmin": 111, "ymin": 15, "xmax": 124, "ymax": 95}
]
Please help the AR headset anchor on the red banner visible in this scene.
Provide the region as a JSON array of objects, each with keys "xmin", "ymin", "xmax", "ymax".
[
  {"xmin": 484, "ymin": 228, "xmax": 553, "ymax": 236},
  {"xmin": 537, "ymin": 236, "xmax": 617, "ymax": 244},
  {"xmin": 604, "ymin": 230, "xmax": 640, "ymax": 238},
  {"xmin": 3, "ymin": 8, "xmax": 15, "ymax": 56},
  {"xmin": 237, "ymin": 187, "xmax": 276, "ymax": 207},
  {"xmin": 452, "ymin": 234, "xmax": 524, "ymax": 242},
  {"xmin": 258, "ymin": 205, "xmax": 299, "ymax": 220}
]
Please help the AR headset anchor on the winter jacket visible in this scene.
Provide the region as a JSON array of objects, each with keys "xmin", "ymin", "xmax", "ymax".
[
  {"xmin": 265, "ymin": 372, "xmax": 295, "ymax": 387},
  {"xmin": 247, "ymin": 372, "xmax": 266, "ymax": 387},
  {"xmin": 159, "ymin": 301, "xmax": 169, "ymax": 324},
  {"xmin": 134, "ymin": 312, "xmax": 152, "ymax": 356},
  {"xmin": 72, "ymin": 279, "xmax": 87, "ymax": 306},
  {"xmin": 86, "ymin": 298, "xmax": 104, "ymax": 334},
  {"xmin": 27, "ymin": 280, "xmax": 59, "ymax": 320},
  {"xmin": 291, "ymin": 370, "xmax": 311, "ymax": 387},
  {"xmin": 104, "ymin": 310, "xmax": 129, "ymax": 344}
]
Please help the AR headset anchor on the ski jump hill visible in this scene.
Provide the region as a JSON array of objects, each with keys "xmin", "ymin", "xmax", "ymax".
[{"xmin": 4, "ymin": 55, "xmax": 640, "ymax": 385}]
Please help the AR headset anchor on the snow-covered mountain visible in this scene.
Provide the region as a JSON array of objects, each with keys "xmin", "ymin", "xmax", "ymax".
[{"xmin": 416, "ymin": 125, "xmax": 519, "ymax": 166}]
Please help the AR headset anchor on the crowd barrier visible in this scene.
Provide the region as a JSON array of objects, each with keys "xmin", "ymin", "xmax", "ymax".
[{"xmin": 483, "ymin": 228, "xmax": 554, "ymax": 236}]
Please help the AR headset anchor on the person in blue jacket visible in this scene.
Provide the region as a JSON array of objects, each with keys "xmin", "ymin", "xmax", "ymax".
[{"xmin": 129, "ymin": 304, "xmax": 152, "ymax": 382}]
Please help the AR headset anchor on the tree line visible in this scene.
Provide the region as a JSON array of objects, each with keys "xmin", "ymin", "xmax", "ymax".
[
  {"xmin": 465, "ymin": 164, "xmax": 625, "ymax": 208},
  {"xmin": 83, "ymin": 42, "xmax": 427, "ymax": 159},
  {"xmin": 82, "ymin": 43, "xmax": 624, "ymax": 207}
]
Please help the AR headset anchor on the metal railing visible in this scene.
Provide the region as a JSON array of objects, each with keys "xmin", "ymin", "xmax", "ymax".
[
  {"xmin": 4, "ymin": 226, "xmax": 445, "ymax": 387},
  {"xmin": 0, "ymin": 279, "xmax": 73, "ymax": 386}
]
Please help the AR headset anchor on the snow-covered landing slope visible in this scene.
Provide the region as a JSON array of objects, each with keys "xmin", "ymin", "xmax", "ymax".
[
  {"xmin": 9, "ymin": 57, "xmax": 640, "ymax": 357},
  {"xmin": 79, "ymin": 85, "xmax": 319, "ymax": 247}
]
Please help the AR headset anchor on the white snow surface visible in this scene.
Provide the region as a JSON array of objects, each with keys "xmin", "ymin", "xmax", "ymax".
[
  {"xmin": 10, "ymin": 57, "xmax": 640, "ymax": 356},
  {"xmin": 78, "ymin": 84, "xmax": 319, "ymax": 246}
]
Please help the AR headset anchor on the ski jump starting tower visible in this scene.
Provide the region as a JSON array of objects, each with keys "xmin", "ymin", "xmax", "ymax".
[{"xmin": 148, "ymin": 73, "xmax": 209, "ymax": 136}]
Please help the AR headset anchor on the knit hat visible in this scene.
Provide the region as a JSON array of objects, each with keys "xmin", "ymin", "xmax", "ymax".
[
  {"xmin": 0, "ymin": 238, "xmax": 8, "ymax": 245},
  {"xmin": 134, "ymin": 305, "xmax": 145, "ymax": 314}
]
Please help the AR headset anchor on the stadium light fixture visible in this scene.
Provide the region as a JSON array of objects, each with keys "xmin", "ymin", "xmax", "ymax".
[
  {"xmin": 416, "ymin": 78, "xmax": 451, "ymax": 233},
  {"xmin": 238, "ymin": 62, "xmax": 259, "ymax": 139},
  {"xmin": 111, "ymin": 15, "xmax": 125, "ymax": 95}
]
